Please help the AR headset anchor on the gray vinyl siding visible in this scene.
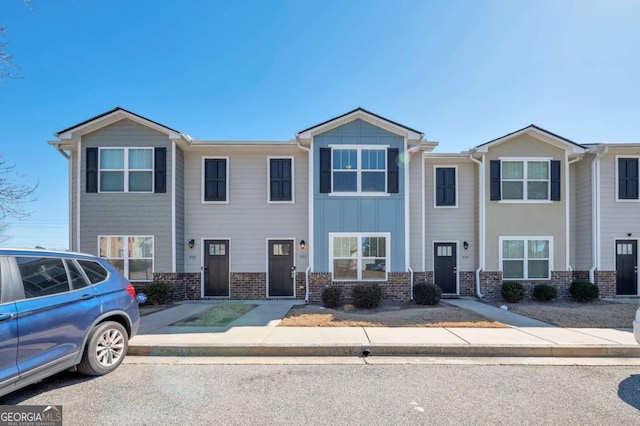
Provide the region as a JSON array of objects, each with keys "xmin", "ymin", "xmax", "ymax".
[
  {"xmin": 183, "ymin": 146, "xmax": 309, "ymax": 273},
  {"xmin": 313, "ymin": 120, "xmax": 406, "ymax": 272},
  {"xmin": 70, "ymin": 153, "xmax": 78, "ymax": 251},
  {"xmin": 598, "ymin": 151, "xmax": 640, "ymax": 270},
  {"xmin": 573, "ymin": 156, "xmax": 593, "ymax": 271},
  {"xmin": 175, "ymin": 146, "xmax": 185, "ymax": 272},
  {"xmin": 79, "ymin": 119, "xmax": 174, "ymax": 273},
  {"xmin": 424, "ymin": 159, "xmax": 476, "ymax": 272},
  {"xmin": 408, "ymin": 153, "xmax": 423, "ymax": 270}
]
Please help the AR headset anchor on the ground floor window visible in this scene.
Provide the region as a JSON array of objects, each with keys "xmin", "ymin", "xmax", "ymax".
[
  {"xmin": 500, "ymin": 237, "xmax": 552, "ymax": 280},
  {"xmin": 99, "ymin": 235, "xmax": 153, "ymax": 281},
  {"xmin": 330, "ymin": 233, "xmax": 389, "ymax": 281}
]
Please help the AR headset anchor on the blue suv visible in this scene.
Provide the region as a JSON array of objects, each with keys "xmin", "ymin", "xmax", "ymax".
[{"xmin": 0, "ymin": 249, "xmax": 140, "ymax": 397}]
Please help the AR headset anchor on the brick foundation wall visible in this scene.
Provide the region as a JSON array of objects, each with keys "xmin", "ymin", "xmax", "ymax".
[
  {"xmin": 594, "ymin": 270, "xmax": 616, "ymax": 297},
  {"xmin": 307, "ymin": 272, "xmax": 412, "ymax": 304},
  {"xmin": 459, "ymin": 272, "xmax": 476, "ymax": 296}
]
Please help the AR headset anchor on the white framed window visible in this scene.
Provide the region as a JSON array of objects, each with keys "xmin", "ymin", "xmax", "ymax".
[
  {"xmin": 99, "ymin": 148, "xmax": 153, "ymax": 192},
  {"xmin": 99, "ymin": 236, "xmax": 154, "ymax": 281},
  {"xmin": 500, "ymin": 158, "xmax": 551, "ymax": 202},
  {"xmin": 329, "ymin": 233, "xmax": 390, "ymax": 281},
  {"xmin": 331, "ymin": 146, "xmax": 387, "ymax": 194},
  {"xmin": 267, "ymin": 156, "xmax": 294, "ymax": 203},
  {"xmin": 499, "ymin": 236, "xmax": 553, "ymax": 280}
]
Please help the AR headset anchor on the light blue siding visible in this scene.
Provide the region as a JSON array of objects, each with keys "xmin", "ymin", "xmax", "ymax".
[{"xmin": 313, "ymin": 119, "xmax": 406, "ymax": 272}]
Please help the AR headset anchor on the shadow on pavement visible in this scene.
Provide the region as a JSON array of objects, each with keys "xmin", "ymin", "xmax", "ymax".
[{"xmin": 618, "ymin": 375, "xmax": 640, "ymax": 410}]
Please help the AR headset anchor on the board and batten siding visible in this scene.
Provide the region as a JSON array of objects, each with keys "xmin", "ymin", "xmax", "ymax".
[
  {"xmin": 572, "ymin": 156, "xmax": 593, "ymax": 271},
  {"xmin": 312, "ymin": 119, "xmax": 406, "ymax": 273},
  {"xmin": 424, "ymin": 159, "xmax": 476, "ymax": 272},
  {"xmin": 598, "ymin": 151, "xmax": 640, "ymax": 270},
  {"xmin": 183, "ymin": 146, "xmax": 309, "ymax": 273},
  {"xmin": 79, "ymin": 119, "xmax": 174, "ymax": 273},
  {"xmin": 483, "ymin": 135, "xmax": 567, "ymax": 271}
]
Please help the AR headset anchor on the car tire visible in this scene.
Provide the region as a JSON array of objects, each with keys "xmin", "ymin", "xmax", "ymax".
[{"xmin": 78, "ymin": 321, "xmax": 129, "ymax": 376}]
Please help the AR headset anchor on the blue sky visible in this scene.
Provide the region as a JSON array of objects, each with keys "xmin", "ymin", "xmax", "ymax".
[{"xmin": 1, "ymin": 0, "xmax": 639, "ymax": 249}]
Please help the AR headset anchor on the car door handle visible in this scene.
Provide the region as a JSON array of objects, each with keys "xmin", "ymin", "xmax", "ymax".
[
  {"xmin": 0, "ymin": 313, "xmax": 15, "ymax": 321},
  {"xmin": 80, "ymin": 294, "xmax": 96, "ymax": 300}
]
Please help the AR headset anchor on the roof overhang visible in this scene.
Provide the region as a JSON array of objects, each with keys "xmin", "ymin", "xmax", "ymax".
[
  {"xmin": 295, "ymin": 107, "xmax": 424, "ymax": 143},
  {"xmin": 54, "ymin": 107, "xmax": 190, "ymax": 147},
  {"xmin": 472, "ymin": 125, "xmax": 588, "ymax": 156}
]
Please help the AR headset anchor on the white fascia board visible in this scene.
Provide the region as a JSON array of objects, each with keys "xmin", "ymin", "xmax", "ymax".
[{"xmin": 296, "ymin": 110, "xmax": 423, "ymax": 141}]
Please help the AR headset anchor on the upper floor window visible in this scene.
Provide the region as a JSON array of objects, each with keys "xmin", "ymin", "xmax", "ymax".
[
  {"xmin": 435, "ymin": 166, "xmax": 457, "ymax": 207},
  {"xmin": 500, "ymin": 237, "xmax": 552, "ymax": 280},
  {"xmin": 99, "ymin": 148, "xmax": 153, "ymax": 192},
  {"xmin": 319, "ymin": 146, "xmax": 399, "ymax": 195},
  {"xmin": 99, "ymin": 236, "xmax": 153, "ymax": 281},
  {"xmin": 490, "ymin": 158, "xmax": 561, "ymax": 202},
  {"xmin": 203, "ymin": 157, "xmax": 228, "ymax": 203},
  {"xmin": 86, "ymin": 147, "xmax": 166, "ymax": 194},
  {"xmin": 269, "ymin": 157, "xmax": 293, "ymax": 203},
  {"xmin": 617, "ymin": 157, "xmax": 639, "ymax": 201},
  {"xmin": 330, "ymin": 233, "xmax": 389, "ymax": 281}
]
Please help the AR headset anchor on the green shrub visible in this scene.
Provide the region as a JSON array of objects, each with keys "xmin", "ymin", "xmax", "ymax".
[
  {"xmin": 322, "ymin": 286, "xmax": 342, "ymax": 308},
  {"xmin": 413, "ymin": 283, "xmax": 442, "ymax": 305},
  {"xmin": 533, "ymin": 284, "xmax": 558, "ymax": 302},
  {"xmin": 569, "ymin": 281, "xmax": 599, "ymax": 302},
  {"xmin": 141, "ymin": 281, "xmax": 169, "ymax": 305},
  {"xmin": 352, "ymin": 283, "xmax": 382, "ymax": 309},
  {"xmin": 501, "ymin": 281, "xmax": 525, "ymax": 303}
]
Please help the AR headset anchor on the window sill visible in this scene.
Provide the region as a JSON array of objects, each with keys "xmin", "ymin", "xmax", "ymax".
[
  {"xmin": 202, "ymin": 201, "xmax": 229, "ymax": 205},
  {"xmin": 498, "ymin": 200, "xmax": 552, "ymax": 204},
  {"xmin": 328, "ymin": 192, "xmax": 391, "ymax": 197},
  {"xmin": 615, "ymin": 199, "xmax": 640, "ymax": 203}
]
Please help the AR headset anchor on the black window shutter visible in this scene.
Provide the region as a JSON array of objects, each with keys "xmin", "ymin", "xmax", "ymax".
[
  {"xmin": 270, "ymin": 158, "xmax": 292, "ymax": 201},
  {"xmin": 204, "ymin": 159, "xmax": 227, "ymax": 201},
  {"xmin": 436, "ymin": 168, "xmax": 456, "ymax": 206},
  {"xmin": 387, "ymin": 148, "xmax": 399, "ymax": 193},
  {"xmin": 154, "ymin": 147, "xmax": 167, "ymax": 193},
  {"xmin": 619, "ymin": 158, "xmax": 639, "ymax": 200},
  {"xmin": 319, "ymin": 148, "xmax": 331, "ymax": 193},
  {"xmin": 86, "ymin": 147, "xmax": 98, "ymax": 193},
  {"xmin": 550, "ymin": 160, "xmax": 561, "ymax": 201},
  {"xmin": 489, "ymin": 160, "xmax": 501, "ymax": 200}
]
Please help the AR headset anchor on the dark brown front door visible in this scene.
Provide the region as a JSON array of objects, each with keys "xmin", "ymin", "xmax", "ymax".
[
  {"xmin": 434, "ymin": 242, "xmax": 457, "ymax": 294},
  {"xmin": 268, "ymin": 240, "xmax": 294, "ymax": 297},
  {"xmin": 204, "ymin": 240, "xmax": 229, "ymax": 297},
  {"xmin": 616, "ymin": 240, "xmax": 638, "ymax": 295}
]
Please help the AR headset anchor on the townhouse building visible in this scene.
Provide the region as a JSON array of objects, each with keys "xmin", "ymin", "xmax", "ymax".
[{"xmin": 50, "ymin": 108, "xmax": 639, "ymax": 302}]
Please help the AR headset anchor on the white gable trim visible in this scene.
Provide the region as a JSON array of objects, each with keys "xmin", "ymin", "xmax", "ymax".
[{"xmin": 475, "ymin": 127, "xmax": 586, "ymax": 155}]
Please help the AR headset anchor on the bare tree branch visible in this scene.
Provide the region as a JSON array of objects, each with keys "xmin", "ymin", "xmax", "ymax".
[
  {"xmin": 0, "ymin": 153, "xmax": 38, "ymax": 220},
  {"xmin": 0, "ymin": 1, "xmax": 34, "ymax": 82}
]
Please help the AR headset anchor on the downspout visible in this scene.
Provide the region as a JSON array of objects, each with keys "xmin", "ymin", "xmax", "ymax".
[
  {"xmin": 409, "ymin": 267, "xmax": 414, "ymax": 300},
  {"xmin": 468, "ymin": 152, "xmax": 484, "ymax": 299},
  {"xmin": 589, "ymin": 146, "xmax": 608, "ymax": 283},
  {"xmin": 297, "ymin": 140, "xmax": 312, "ymax": 302},
  {"xmin": 566, "ymin": 156, "xmax": 582, "ymax": 274}
]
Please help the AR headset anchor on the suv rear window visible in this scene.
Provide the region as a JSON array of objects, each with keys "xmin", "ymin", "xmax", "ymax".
[
  {"xmin": 17, "ymin": 257, "xmax": 71, "ymax": 298},
  {"xmin": 77, "ymin": 260, "xmax": 109, "ymax": 284}
]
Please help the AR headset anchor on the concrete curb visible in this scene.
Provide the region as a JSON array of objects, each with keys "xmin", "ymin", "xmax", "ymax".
[{"xmin": 127, "ymin": 344, "xmax": 640, "ymax": 358}]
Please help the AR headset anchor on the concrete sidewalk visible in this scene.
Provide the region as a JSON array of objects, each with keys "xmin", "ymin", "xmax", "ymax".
[{"xmin": 128, "ymin": 299, "xmax": 640, "ymax": 358}]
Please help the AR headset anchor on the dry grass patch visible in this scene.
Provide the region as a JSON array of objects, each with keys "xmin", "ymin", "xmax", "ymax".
[
  {"xmin": 503, "ymin": 300, "xmax": 636, "ymax": 328},
  {"xmin": 279, "ymin": 300, "xmax": 506, "ymax": 328}
]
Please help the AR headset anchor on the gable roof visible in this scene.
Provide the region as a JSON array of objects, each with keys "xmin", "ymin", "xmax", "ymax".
[
  {"xmin": 472, "ymin": 124, "xmax": 587, "ymax": 154},
  {"xmin": 296, "ymin": 107, "xmax": 424, "ymax": 141},
  {"xmin": 55, "ymin": 107, "xmax": 187, "ymax": 141}
]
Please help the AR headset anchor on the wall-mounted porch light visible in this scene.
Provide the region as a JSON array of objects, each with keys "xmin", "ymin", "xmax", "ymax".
[
  {"xmin": 189, "ymin": 239, "xmax": 195, "ymax": 249},
  {"xmin": 463, "ymin": 241, "xmax": 469, "ymax": 250},
  {"xmin": 299, "ymin": 240, "xmax": 306, "ymax": 250}
]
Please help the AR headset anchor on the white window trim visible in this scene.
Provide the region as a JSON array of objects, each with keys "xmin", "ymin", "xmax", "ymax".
[
  {"xmin": 267, "ymin": 156, "xmax": 295, "ymax": 204},
  {"xmin": 328, "ymin": 144, "xmax": 390, "ymax": 196},
  {"xmin": 498, "ymin": 157, "xmax": 553, "ymax": 204},
  {"xmin": 97, "ymin": 235, "xmax": 154, "ymax": 282},
  {"xmin": 433, "ymin": 165, "xmax": 458, "ymax": 208},
  {"xmin": 202, "ymin": 156, "xmax": 230, "ymax": 204},
  {"xmin": 615, "ymin": 155, "xmax": 640, "ymax": 202},
  {"xmin": 98, "ymin": 147, "xmax": 154, "ymax": 193},
  {"xmin": 328, "ymin": 232, "xmax": 391, "ymax": 281},
  {"xmin": 499, "ymin": 236, "xmax": 554, "ymax": 280}
]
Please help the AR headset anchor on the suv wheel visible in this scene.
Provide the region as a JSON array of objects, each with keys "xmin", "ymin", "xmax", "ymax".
[{"xmin": 78, "ymin": 321, "xmax": 129, "ymax": 376}]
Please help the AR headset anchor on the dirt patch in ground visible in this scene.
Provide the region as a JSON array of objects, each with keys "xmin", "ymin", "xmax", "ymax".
[
  {"xmin": 498, "ymin": 299, "xmax": 636, "ymax": 328},
  {"xmin": 279, "ymin": 300, "xmax": 507, "ymax": 328}
]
